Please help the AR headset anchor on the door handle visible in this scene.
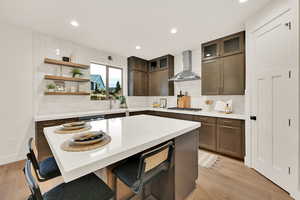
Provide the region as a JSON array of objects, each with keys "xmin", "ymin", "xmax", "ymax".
[{"xmin": 250, "ymin": 116, "xmax": 257, "ymax": 121}]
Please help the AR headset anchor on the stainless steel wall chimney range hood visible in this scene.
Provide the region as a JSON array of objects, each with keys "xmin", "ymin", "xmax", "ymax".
[{"xmin": 169, "ymin": 50, "xmax": 200, "ymax": 82}]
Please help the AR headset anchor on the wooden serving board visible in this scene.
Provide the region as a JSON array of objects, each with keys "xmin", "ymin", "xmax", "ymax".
[
  {"xmin": 54, "ymin": 126, "xmax": 92, "ymax": 134},
  {"xmin": 61, "ymin": 135, "xmax": 111, "ymax": 152}
]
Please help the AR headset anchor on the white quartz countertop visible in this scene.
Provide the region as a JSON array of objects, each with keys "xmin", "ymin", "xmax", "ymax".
[
  {"xmin": 44, "ymin": 115, "xmax": 200, "ymax": 183},
  {"xmin": 35, "ymin": 107, "xmax": 247, "ymax": 121}
]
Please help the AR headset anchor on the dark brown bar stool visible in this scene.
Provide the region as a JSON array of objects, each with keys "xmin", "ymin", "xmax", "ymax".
[
  {"xmin": 23, "ymin": 159, "xmax": 115, "ymax": 200},
  {"xmin": 26, "ymin": 137, "xmax": 61, "ymax": 181},
  {"xmin": 112, "ymin": 141, "xmax": 174, "ymax": 199}
]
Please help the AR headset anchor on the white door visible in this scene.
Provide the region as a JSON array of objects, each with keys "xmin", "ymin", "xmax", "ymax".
[{"xmin": 251, "ymin": 10, "xmax": 295, "ymax": 191}]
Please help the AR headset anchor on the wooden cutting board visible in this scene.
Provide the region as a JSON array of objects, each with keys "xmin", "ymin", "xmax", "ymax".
[{"xmin": 178, "ymin": 96, "xmax": 191, "ymax": 108}]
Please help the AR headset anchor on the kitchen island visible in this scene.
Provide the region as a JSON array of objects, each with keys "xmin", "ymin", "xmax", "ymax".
[{"xmin": 44, "ymin": 115, "xmax": 201, "ymax": 200}]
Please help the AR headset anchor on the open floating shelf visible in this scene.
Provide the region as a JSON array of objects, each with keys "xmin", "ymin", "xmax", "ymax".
[
  {"xmin": 44, "ymin": 75, "xmax": 90, "ymax": 82},
  {"xmin": 45, "ymin": 92, "xmax": 90, "ymax": 96},
  {"xmin": 44, "ymin": 58, "xmax": 89, "ymax": 69}
]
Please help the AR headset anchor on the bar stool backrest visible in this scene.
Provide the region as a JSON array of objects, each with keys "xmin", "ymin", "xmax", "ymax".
[
  {"xmin": 137, "ymin": 141, "xmax": 174, "ymax": 181},
  {"xmin": 27, "ymin": 137, "xmax": 40, "ymax": 172},
  {"xmin": 23, "ymin": 159, "xmax": 44, "ymax": 200}
]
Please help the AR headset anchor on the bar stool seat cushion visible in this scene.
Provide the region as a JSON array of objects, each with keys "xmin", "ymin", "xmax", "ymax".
[
  {"xmin": 43, "ymin": 173, "xmax": 114, "ymax": 200},
  {"xmin": 39, "ymin": 157, "xmax": 61, "ymax": 179}
]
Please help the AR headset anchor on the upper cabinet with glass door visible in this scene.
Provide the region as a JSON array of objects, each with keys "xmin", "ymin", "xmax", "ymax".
[
  {"xmin": 221, "ymin": 32, "xmax": 245, "ymax": 57},
  {"xmin": 202, "ymin": 31, "xmax": 245, "ymax": 61},
  {"xmin": 202, "ymin": 40, "xmax": 220, "ymax": 61}
]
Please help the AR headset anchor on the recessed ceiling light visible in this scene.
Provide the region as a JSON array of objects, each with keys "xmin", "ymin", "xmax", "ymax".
[
  {"xmin": 170, "ymin": 28, "xmax": 178, "ymax": 34},
  {"xmin": 135, "ymin": 45, "xmax": 141, "ymax": 50},
  {"xmin": 70, "ymin": 20, "xmax": 79, "ymax": 27},
  {"xmin": 239, "ymin": 0, "xmax": 248, "ymax": 3}
]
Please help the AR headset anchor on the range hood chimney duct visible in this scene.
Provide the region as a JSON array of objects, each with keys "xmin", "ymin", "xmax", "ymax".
[{"xmin": 169, "ymin": 50, "xmax": 200, "ymax": 82}]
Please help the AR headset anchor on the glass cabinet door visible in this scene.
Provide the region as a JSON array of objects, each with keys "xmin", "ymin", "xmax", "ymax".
[
  {"xmin": 202, "ymin": 41, "xmax": 220, "ymax": 61},
  {"xmin": 221, "ymin": 32, "xmax": 244, "ymax": 56}
]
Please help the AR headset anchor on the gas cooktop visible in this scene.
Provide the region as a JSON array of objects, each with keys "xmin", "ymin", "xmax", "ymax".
[{"xmin": 167, "ymin": 107, "xmax": 202, "ymax": 112}]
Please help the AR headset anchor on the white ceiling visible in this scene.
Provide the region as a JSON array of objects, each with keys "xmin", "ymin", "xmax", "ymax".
[{"xmin": 0, "ymin": 0, "xmax": 270, "ymax": 59}]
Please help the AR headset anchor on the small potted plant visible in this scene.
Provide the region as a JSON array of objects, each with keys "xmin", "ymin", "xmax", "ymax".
[
  {"xmin": 47, "ymin": 83, "xmax": 56, "ymax": 92},
  {"xmin": 71, "ymin": 68, "xmax": 83, "ymax": 78},
  {"xmin": 119, "ymin": 96, "xmax": 128, "ymax": 109}
]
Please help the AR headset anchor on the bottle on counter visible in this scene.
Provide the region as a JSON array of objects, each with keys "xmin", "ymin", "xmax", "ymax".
[{"xmin": 225, "ymin": 103, "xmax": 232, "ymax": 114}]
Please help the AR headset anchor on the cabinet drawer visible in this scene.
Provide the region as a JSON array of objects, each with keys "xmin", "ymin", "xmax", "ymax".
[
  {"xmin": 168, "ymin": 113, "xmax": 194, "ymax": 121},
  {"xmin": 193, "ymin": 116, "xmax": 216, "ymax": 124},
  {"xmin": 217, "ymin": 118, "xmax": 243, "ymax": 127}
]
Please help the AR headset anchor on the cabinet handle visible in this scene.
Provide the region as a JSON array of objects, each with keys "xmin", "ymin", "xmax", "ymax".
[{"xmin": 222, "ymin": 120, "xmax": 232, "ymax": 124}]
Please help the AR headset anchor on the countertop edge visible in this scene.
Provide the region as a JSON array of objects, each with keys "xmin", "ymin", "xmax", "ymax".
[{"xmin": 35, "ymin": 107, "xmax": 247, "ymax": 122}]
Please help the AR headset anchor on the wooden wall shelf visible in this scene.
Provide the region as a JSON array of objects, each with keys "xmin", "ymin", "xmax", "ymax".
[
  {"xmin": 44, "ymin": 75, "xmax": 90, "ymax": 82},
  {"xmin": 45, "ymin": 92, "xmax": 90, "ymax": 96},
  {"xmin": 44, "ymin": 58, "xmax": 89, "ymax": 69}
]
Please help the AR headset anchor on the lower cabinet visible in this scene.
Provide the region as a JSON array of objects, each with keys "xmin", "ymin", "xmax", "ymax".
[
  {"xmin": 198, "ymin": 122, "xmax": 217, "ymax": 151},
  {"xmin": 146, "ymin": 111, "xmax": 245, "ymax": 160},
  {"xmin": 216, "ymin": 118, "xmax": 244, "ymax": 159},
  {"xmin": 195, "ymin": 117, "xmax": 245, "ymax": 160}
]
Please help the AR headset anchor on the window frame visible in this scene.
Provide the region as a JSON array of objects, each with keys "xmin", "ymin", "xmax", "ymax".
[{"xmin": 90, "ymin": 62, "xmax": 123, "ymax": 100}]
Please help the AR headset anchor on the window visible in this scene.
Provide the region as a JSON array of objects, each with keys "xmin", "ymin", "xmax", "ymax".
[{"xmin": 90, "ymin": 63, "xmax": 123, "ymax": 100}]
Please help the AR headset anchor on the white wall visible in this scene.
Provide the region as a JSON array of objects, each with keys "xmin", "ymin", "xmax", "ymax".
[
  {"xmin": 0, "ymin": 23, "xmax": 34, "ymax": 165},
  {"xmin": 33, "ymin": 32, "xmax": 148, "ymax": 116}
]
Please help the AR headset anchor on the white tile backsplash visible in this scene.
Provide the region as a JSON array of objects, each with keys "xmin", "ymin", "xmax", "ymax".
[{"xmin": 147, "ymin": 95, "xmax": 244, "ymax": 114}]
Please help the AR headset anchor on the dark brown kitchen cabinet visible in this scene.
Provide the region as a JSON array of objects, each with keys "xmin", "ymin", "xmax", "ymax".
[
  {"xmin": 128, "ymin": 56, "xmax": 148, "ymax": 72},
  {"xmin": 128, "ymin": 57, "xmax": 149, "ymax": 96},
  {"xmin": 221, "ymin": 54, "xmax": 245, "ymax": 95},
  {"xmin": 216, "ymin": 118, "xmax": 245, "ymax": 159},
  {"xmin": 201, "ymin": 31, "xmax": 245, "ymax": 95},
  {"xmin": 221, "ymin": 32, "xmax": 245, "ymax": 57},
  {"xmin": 202, "ymin": 40, "xmax": 220, "ymax": 61},
  {"xmin": 198, "ymin": 122, "xmax": 217, "ymax": 151},
  {"xmin": 193, "ymin": 116, "xmax": 217, "ymax": 151},
  {"xmin": 128, "ymin": 70, "xmax": 148, "ymax": 96},
  {"xmin": 201, "ymin": 59, "xmax": 221, "ymax": 95},
  {"xmin": 202, "ymin": 53, "xmax": 245, "ymax": 95},
  {"xmin": 148, "ymin": 55, "xmax": 174, "ymax": 96},
  {"xmin": 128, "ymin": 55, "xmax": 174, "ymax": 96},
  {"xmin": 149, "ymin": 70, "xmax": 169, "ymax": 96}
]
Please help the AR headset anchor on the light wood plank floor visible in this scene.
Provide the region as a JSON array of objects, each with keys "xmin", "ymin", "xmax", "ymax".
[{"xmin": 0, "ymin": 156, "xmax": 293, "ymax": 200}]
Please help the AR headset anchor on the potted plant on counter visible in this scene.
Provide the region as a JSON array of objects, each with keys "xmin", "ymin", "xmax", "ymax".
[
  {"xmin": 71, "ymin": 68, "xmax": 83, "ymax": 78},
  {"xmin": 47, "ymin": 83, "xmax": 56, "ymax": 92}
]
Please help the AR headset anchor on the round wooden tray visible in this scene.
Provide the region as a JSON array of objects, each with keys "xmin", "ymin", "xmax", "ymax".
[
  {"xmin": 61, "ymin": 134, "xmax": 111, "ymax": 152},
  {"xmin": 54, "ymin": 126, "xmax": 92, "ymax": 134}
]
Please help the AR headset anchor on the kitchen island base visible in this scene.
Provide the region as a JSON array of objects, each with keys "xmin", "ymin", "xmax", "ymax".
[{"xmin": 107, "ymin": 129, "xmax": 199, "ymax": 200}]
